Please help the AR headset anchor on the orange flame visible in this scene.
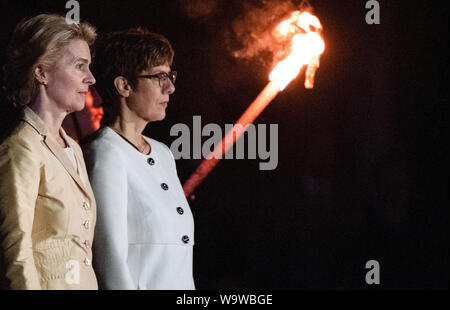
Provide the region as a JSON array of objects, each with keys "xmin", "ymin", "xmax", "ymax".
[{"xmin": 270, "ymin": 11, "xmax": 325, "ymax": 90}]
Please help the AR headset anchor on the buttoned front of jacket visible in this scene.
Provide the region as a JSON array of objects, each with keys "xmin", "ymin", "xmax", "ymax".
[
  {"xmin": 0, "ymin": 107, "xmax": 97, "ymax": 290},
  {"xmin": 84, "ymin": 127, "xmax": 195, "ymax": 290}
]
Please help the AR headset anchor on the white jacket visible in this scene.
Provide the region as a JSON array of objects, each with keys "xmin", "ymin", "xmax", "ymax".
[{"xmin": 83, "ymin": 127, "xmax": 195, "ymax": 290}]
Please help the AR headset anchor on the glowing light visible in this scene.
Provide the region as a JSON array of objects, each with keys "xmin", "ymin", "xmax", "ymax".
[
  {"xmin": 270, "ymin": 11, "xmax": 325, "ymax": 90},
  {"xmin": 84, "ymin": 91, "xmax": 103, "ymax": 131}
]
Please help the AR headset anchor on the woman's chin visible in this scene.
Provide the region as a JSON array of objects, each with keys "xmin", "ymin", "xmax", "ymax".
[
  {"xmin": 151, "ymin": 112, "xmax": 166, "ymax": 122},
  {"xmin": 65, "ymin": 103, "xmax": 85, "ymax": 115},
  {"xmin": 76, "ymin": 105, "xmax": 85, "ymax": 112}
]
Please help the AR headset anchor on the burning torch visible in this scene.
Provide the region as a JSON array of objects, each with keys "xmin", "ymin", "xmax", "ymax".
[{"xmin": 183, "ymin": 10, "xmax": 325, "ymax": 199}]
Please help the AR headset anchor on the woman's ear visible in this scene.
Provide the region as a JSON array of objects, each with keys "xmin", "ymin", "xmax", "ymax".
[
  {"xmin": 114, "ymin": 76, "xmax": 132, "ymax": 98},
  {"xmin": 34, "ymin": 65, "xmax": 48, "ymax": 85}
]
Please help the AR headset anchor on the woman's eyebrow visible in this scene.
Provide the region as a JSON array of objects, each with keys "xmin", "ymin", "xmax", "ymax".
[
  {"xmin": 148, "ymin": 67, "xmax": 170, "ymax": 74},
  {"xmin": 73, "ymin": 57, "xmax": 90, "ymax": 64}
]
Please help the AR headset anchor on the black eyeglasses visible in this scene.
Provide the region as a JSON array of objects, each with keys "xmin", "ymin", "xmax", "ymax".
[{"xmin": 137, "ymin": 71, "xmax": 177, "ymax": 87}]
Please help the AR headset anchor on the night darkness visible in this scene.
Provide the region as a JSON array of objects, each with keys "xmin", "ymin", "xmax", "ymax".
[{"xmin": 0, "ymin": 0, "xmax": 448, "ymax": 290}]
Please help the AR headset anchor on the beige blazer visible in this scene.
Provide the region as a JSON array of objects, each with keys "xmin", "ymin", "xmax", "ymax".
[{"xmin": 0, "ymin": 107, "xmax": 97, "ymax": 290}]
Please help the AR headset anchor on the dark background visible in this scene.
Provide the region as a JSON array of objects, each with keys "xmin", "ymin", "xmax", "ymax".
[{"xmin": 0, "ymin": 0, "xmax": 448, "ymax": 289}]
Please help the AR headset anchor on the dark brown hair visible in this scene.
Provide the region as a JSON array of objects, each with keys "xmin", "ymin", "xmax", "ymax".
[{"xmin": 91, "ymin": 27, "xmax": 174, "ymax": 127}]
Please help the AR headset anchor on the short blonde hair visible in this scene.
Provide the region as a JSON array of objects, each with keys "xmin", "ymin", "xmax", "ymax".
[{"xmin": 2, "ymin": 14, "xmax": 97, "ymax": 107}]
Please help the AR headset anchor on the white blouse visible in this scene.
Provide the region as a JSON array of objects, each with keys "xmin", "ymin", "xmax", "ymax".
[
  {"xmin": 64, "ymin": 146, "xmax": 78, "ymax": 173},
  {"xmin": 84, "ymin": 127, "xmax": 195, "ymax": 290}
]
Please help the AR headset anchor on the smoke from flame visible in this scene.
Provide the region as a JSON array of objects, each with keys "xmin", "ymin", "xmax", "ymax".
[
  {"xmin": 227, "ymin": 1, "xmax": 297, "ymax": 66},
  {"xmin": 177, "ymin": 0, "xmax": 221, "ymax": 21}
]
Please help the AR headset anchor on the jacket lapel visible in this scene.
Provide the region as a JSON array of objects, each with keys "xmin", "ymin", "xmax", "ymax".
[
  {"xmin": 23, "ymin": 107, "xmax": 92, "ymax": 198},
  {"xmin": 44, "ymin": 133, "xmax": 92, "ymax": 196}
]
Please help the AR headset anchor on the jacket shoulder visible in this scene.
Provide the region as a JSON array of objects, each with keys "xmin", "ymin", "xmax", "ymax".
[
  {"xmin": 82, "ymin": 129, "xmax": 126, "ymax": 163},
  {"xmin": 0, "ymin": 121, "xmax": 43, "ymax": 153}
]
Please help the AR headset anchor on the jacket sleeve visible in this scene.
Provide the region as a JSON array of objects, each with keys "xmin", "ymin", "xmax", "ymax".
[
  {"xmin": 0, "ymin": 139, "xmax": 41, "ymax": 289},
  {"xmin": 85, "ymin": 142, "xmax": 135, "ymax": 289}
]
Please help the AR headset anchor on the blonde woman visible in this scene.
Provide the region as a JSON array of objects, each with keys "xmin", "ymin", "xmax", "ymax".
[{"xmin": 0, "ymin": 14, "xmax": 98, "ymax": 289}]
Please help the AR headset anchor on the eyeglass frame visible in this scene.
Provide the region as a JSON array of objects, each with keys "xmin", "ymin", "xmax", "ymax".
[{"xmin": 137, "ymin": 71, "xmax": 177, "ymax": 87}]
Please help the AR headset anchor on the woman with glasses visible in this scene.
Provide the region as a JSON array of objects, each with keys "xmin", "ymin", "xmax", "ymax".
[{"xmin": 82, "ymin": 27, "xmax": 195, "ymax": 290}]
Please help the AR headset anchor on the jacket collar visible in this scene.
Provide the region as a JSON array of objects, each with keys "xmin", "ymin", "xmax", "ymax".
[
  {"xmin": 22, "ymin": 106, "xmax": 49, "ymax": 137},
  {"xmin": 22, "ymin": 107, "xmax": 92, "ymax": 200}
]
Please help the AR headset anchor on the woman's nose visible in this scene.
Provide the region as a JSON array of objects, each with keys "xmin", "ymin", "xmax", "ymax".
[
  {"xmin": 166, "ymin": 80, "xmax": 175, "ymax": 95},
  {"xmin": 85, "ymin": 68, "xmax": 96, "ymax": 85}
]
